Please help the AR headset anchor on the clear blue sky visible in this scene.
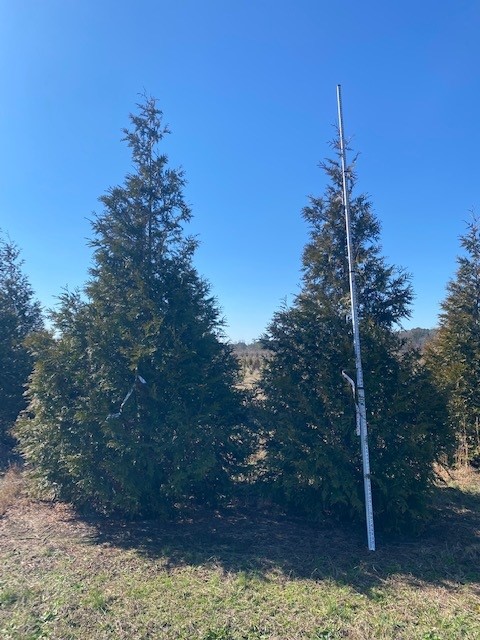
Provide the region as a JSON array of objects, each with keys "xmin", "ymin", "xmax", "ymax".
[{"xmin": 1, "ymin": 1, "xmax": 479, "ymax": 342}]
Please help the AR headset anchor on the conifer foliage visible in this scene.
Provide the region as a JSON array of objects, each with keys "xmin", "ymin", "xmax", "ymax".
[
  {"xmin": 425, "ymin": 214, "xmax": 480, "ymax": 464},
  {"xmin": 15, "ymin": 98, "xmax": 251, "ymax": 515},
  {"xmin": 259, "ymin": 148, "xmax": 453, "ymax": 531},
  {"xmin": 0, "ymin": 236, "xmax": 42, "ymax": 461}
]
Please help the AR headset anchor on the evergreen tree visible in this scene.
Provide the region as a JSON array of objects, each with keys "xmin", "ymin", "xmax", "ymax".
[
  {"xmin": 15, "ymin": 98, "xmax": 251, "ymax": 515},
  {"xmin": 425, "ymin": 214, "xmax": 480, "ymax": 463},
  {"xmin": 0, "ymin": 236, "xmax": 42, "ymax": 462},
  {"xmin": 259, "ymin": 147, "xmax": 453, "ymax": 532}
]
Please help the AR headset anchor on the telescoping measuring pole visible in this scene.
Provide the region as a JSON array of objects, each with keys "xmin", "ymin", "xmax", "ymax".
[{"xmin": 336, "ymin": 84, "xmax": 376, "ymax": 551}]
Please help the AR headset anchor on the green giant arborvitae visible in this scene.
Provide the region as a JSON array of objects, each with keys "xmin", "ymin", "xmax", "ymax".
[
  {"xmin": 259, "ymin": 149, "xmax": 454, "ymax": 532},
  {"xmin": 0, "ymin": 236, "xmax": 42, "ymax": 464},
  {"xmin": 15, "ymin": 98, "xmax": 251, "ymax": 515},
  {"xmin": 426, "ymin": 215, "xmax": 480, "ymax": 464}
]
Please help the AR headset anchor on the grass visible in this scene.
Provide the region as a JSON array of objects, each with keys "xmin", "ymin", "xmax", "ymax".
[{"xmin": 0, "ymin": 468, "xmax": 479, "ymax": 639}]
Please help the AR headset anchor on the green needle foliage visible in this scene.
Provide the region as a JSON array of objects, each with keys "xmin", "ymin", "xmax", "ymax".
[
  {"xmin": 15, "ymin": 97, "xmax": 251, "ymax": 516},
  {"xmin": 0, "ymin": 236, "xmax": 42, "ymax": 463},
  {"xmin": 259, "ymin": 147, "xmax": 454, "ymax": 532},
  {"xmin": 425, "ymin": 214, "xmax": 480, "ymax": 464}
]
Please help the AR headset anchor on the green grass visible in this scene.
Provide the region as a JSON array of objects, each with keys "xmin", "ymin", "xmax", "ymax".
[{"xmin": 0, "ymin": 468, "xmax": 479, "ymax": 639}]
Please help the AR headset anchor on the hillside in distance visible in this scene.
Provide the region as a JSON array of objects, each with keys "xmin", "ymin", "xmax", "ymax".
[
  {"xmin": 233, "ymin": 327, "xmax": 437, "ymax": 358},
  {"xmin": 398, "ymin": 327, "xmax": 438, "ymax": 351}
]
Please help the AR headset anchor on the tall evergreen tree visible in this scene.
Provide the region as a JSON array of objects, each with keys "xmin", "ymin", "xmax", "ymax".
[
  {"xmin": 15, "ymin": 98, "xmax": 251, "ymax": 515},
  {"xmin": 0, "ymin": 236, "xmax": 42, "ymax": 462},
  {"xmin": 425, "ymin": 214, "xmax": 480, "ymax": 463},
  {"xmin": 259, "ymin": 147, "xmax": 453, "ymax": 532}
]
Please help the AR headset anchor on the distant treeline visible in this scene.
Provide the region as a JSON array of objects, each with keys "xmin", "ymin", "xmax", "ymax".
[
  {"xmin": 232, "ymin": 341, "xmax": 270, "ymax": 373},
  {"xmin": 398, "ymin": 327, "xmax": 438, "ymax": 351},
  {"xmin": 233, "ymin": 326, "xmax": 438, "ymax": 358}
]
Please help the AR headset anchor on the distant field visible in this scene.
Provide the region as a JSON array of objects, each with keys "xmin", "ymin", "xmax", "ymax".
[
  {"xmin": 232, "ymin": 341, "xmax": 269, "ymax": 389},
  {"xmin": 1, "ymin": 467, "xmax": 479, "ymax": 639},
  {"xmin": 232, "ymin": 328, "xmax": 436, "ymax": 389}
]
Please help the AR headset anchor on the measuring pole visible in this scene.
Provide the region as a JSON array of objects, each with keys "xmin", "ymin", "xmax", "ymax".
[{"xmin": 336, "ymin": 84, "xmax": 376, "ymax": 551}]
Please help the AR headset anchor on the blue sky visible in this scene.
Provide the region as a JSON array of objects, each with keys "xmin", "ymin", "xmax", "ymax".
[{"xmin": 1, "ymin": 1, "xmax": 479, "ymax": 342}]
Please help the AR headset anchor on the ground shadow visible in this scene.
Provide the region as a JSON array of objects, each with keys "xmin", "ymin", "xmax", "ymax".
[
  {"xmin": 0, "ymin": 442, "xmax": 21, "ymax": 473},
  {"xmin": 81, "ymin": 479, "xmax": 480, "ymax": 598}
]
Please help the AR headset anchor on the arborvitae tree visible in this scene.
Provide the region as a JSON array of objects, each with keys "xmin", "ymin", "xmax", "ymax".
[
  {"xmin": 0, "ymin": 236, "xmax": 42, "ymax": 463},
  {"xmin": 259, "ymin": 148, "xmax": 454, "ymax": 532},
  {"xmin": 15, "ymin": 98, "xmax": 251, "ymax": 516},
  {"xmin": 425, "ymin": 214, "xmax": 480, "ymax": 464}
]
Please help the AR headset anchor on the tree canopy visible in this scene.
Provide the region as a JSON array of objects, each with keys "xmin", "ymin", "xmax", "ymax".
[
  {"xmin": 15, "ymin": 98, "xmax": 252, "ymax": 516},
  {"xmin": 258, "ymin": 145, "xmax": 454, "ymax": 532},
  {"xmin": 426, "ymin": 214, "xmax": 480, "ymax": 464},
  {"xmin": 0, "ymin": 235, "xmax": 42, "ymax": 463}
]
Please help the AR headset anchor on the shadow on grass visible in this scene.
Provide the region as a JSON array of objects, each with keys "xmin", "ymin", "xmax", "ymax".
[
  {"xmin": 83, "ymin": 479, "xmax": 480, "ymax": 597},
  {"xmin": 0, "ymin": 442, "xmax": 21, "ymax": 473}
]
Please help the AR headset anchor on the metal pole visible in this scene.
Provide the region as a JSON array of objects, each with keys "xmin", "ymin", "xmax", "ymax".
[{"xmin": 336, "ymin": 84, "xmax": 376, "ymax": 551}]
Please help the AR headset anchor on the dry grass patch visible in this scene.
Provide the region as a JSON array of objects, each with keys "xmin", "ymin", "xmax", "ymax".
[{"xmin": 0, "ymin": 466, "xmax": 24, "ymax": 517}]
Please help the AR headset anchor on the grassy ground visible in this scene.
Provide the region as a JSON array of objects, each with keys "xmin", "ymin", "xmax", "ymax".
[{"xmin": 0, "ymin": 468, "xmax": 479, "ymax": 640}]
